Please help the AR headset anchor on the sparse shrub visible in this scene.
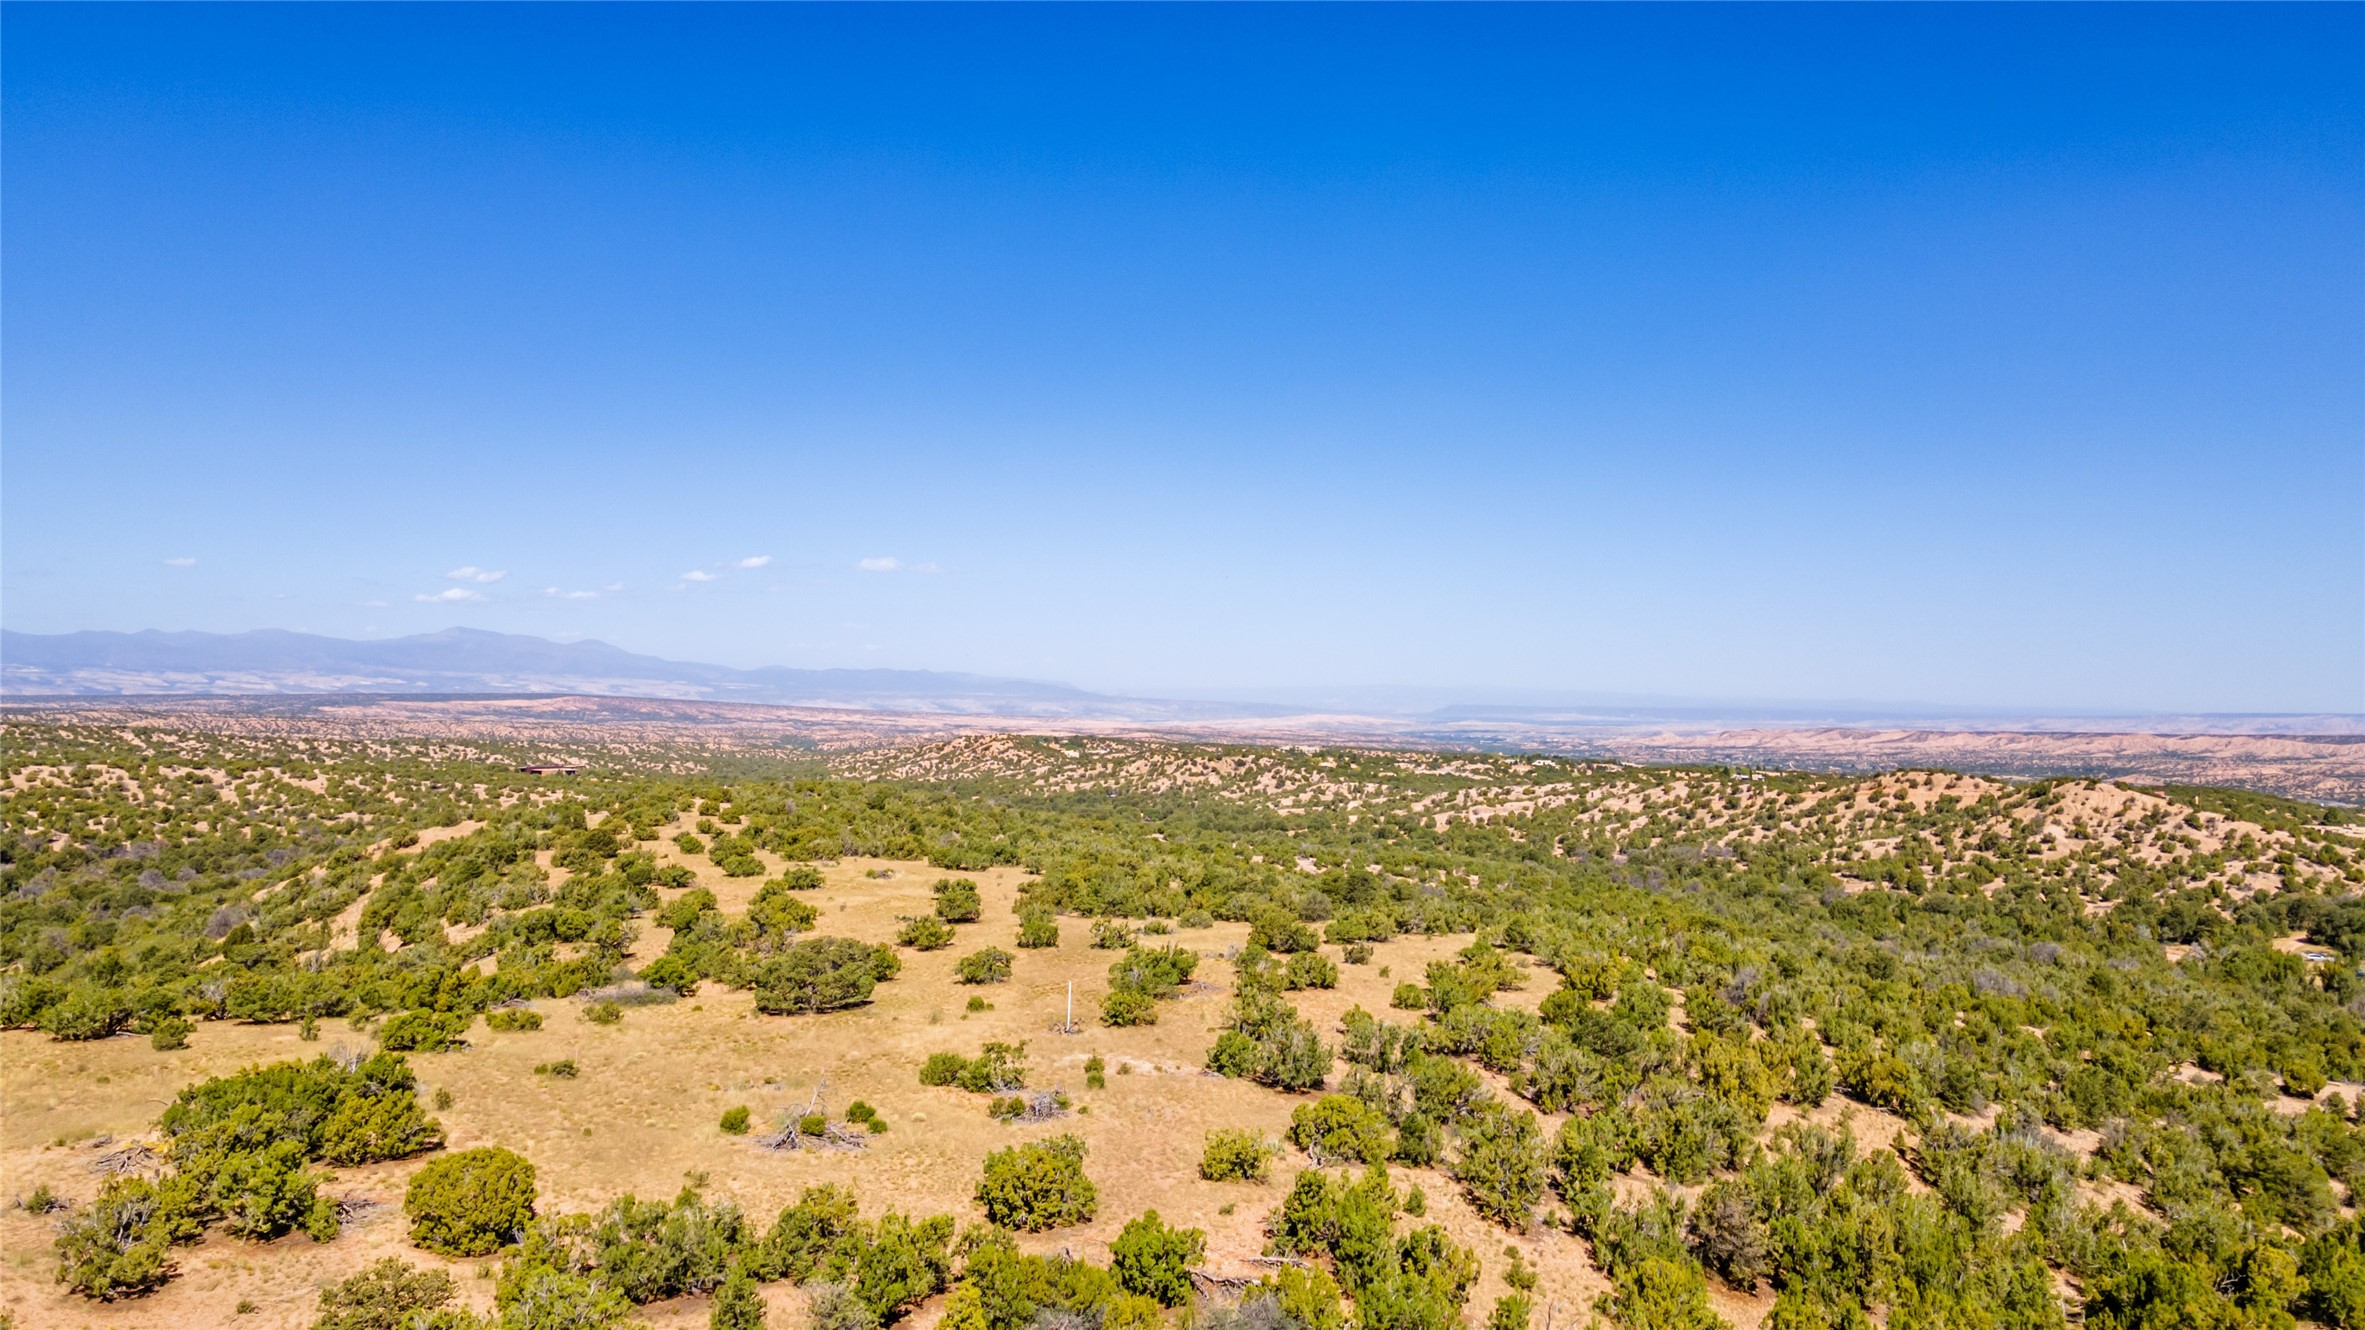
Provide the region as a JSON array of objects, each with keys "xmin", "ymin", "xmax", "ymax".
[
  {"xmin": 965, "ymin": 995, "xmax": 991, "ymax": 1012},
  {"xmin": 1394, "ymin": 1113, "xmax": 1442, "ymax": 1167},
  {"xmin": 1284, "ymin": 952, "xmax": 1339, "ymax": 990},
  {"xmin": 1290, "ymin": 1094, "xmax": 1393, "ymax": 1165},
  {"xmin": 1091, "ymin": 919, "xmax": 1136, "ymax": 950},
  {"xmin": 54, "ymin": 1175, "xmax": 196, "ymax": 1299},
  {"xmin": 956, "ymin": 948, "xmax": 1014, "ymax": 985},
  {"xmin": 433, "ymin": 1087, "xmax": 455, "ymax": 1110},
  {"xmin": 805, "ymin": 1280, "xmax": 879, "ymax": 1330},
  {"xmin": 1111, "ymin": 1210, "xmax": 1206, "ymax": 1306},
  {"xmin": 1085, "ymin": 1055, "xmax": 1107, "ymax": 1089},
  {"xmin": 659, "ymin": 887, "xmax": 720, "ymax": 931},
  {"xmin": 709, "ymin": 1264, "xmax": 769, "ymax": 1330},
  {"xmin": 1016, "ymin": 912, "xmax": 1061, "ymax": 949},
  {"xmin": 846, "ymin": 1101, "xmax": 877, "ymax": 1123},
  {"xmin": 1101, "ymin": 986, "xmax": 1158, "ymax": 1027},
  {"xmin": 1453, "ymin": 1105, "xmax": 1547, "ymax": 1227},
  {"xmin": 1487, "ymin": 1293, "xmax": 1532, "ymax": 1330},
  {"xmin": 976, "ymin": 1134, "xmax": 1097, "ymax": 1231},
  {"xmin": 488, "ymin": 1008, "xmax": 544, "ymax": 1033},
  {"xmin": 771, "ymin": 866, "xmax": 825, "ymax": 891},
  {"xmin": 312, "ymin": 1257, "xmax": 459, "ymax": 1330},
  {"xmin": 722, "ymin": 1106, "xmax": 752, "ymax": 1135},
  {"xmin": 535, "ymin": 1059, "xmax": 579, "ymax": 1079},
  {"xmin": 148, "ymin": 1016, "xmax": 193, "ymax": 1051},
  {"xmin": 1343, "ymin": 943, "xmax": 1375, "ymax": 965},
  {"xmin": 753, "ymin": 938, "xmax": 900, "ymax": 1015},
  {"xmin": 210, "ymin": 1137, "xmax": 338, "ymax": 1241},
  {"xmin": 583, "ymin": 999, "xmax": 624, "ymax": 1026},
  {"xmin": 800, "ymin": 1114, "xmax": 829, "ymax": 1137},
  {"xmin": 933, "ymin": 879, "xmax": 984, "ymax": 924},
  {"xmin": 1208, "ymin": 992, "xmax": 1331, "ymax": 1093},
  {"xmin": 1255, "ymin": 1265, "xmax": 1345, "ymax": 1330},
  {"xmin": 955, "ymin": 1042, "xmax": 1029, "ymax": 1093},
  {"xmin": 379, "ymin": 1009, "xmax": 469, "ymax": 1051},
  {"xmin": 1181, "ymin": 910, "xmax": 1215, "ymax": 929},
  {"xmin": 1201, "ymin": 1129, "xmax": 1279, "ymax": 1183},
  {"xmin": 1392, "ymin": 984, "xmax": 1427, "ymax": 1011},
  {"xmin": 920, "ymin": 1053, "xmax": 969, "ymax": 1086},
  {"xmin": 404, "ymin": 1147, "xmax": 536, "ymax": 1257},
  {"xmin": 898, "ymin": 917, "xmax": 957, "ymax": 951}
]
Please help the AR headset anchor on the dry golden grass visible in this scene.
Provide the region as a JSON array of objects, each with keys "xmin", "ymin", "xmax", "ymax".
[{"xmin": 0, "ymin": 858, "xmax": 1621, "ymax": 1330}]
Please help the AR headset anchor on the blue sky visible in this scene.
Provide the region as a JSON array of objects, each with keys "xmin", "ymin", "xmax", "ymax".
[{"xmin": 4, "ymin": 4, "xmax": 2359, "ymax": 713}]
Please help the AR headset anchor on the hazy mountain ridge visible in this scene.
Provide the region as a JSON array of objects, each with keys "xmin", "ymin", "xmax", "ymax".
[
  {"xmin": 0, "ymin": 627, "xmax": 1148, "ymax": 717},
  {"xmin": 6, "ymin": 628, "xmax": 2357, "ymax": 740}
]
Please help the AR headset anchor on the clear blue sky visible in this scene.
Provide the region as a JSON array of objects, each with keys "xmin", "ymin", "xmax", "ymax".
[{"xmin": 5, "ymin": 4, "xmax": 2359, "ymax": 714}]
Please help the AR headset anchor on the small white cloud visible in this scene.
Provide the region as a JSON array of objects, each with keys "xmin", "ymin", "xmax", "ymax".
[
  {"xmin": 445, "ymin": 566, "xmax": 506, "ymax": 584},
  {"xmin": 857, "ymin": 557, "xmax": 939, "ymax": 574},
  {"xmin": 357, "ymin": 599, "xmax": 390, "ymax": 608},
  {"xmin": 415, "ymin": 587, "xmax": 486, "ymax": 603},
  {"xmin": 543, "ymin": 587, "xmax": 599, "ymax": 601},
  {"xmin": 733, "ymin": 555, "xmax": 773, "ymax": 569},
  {"xmin": 681, "ymin": 570, "xmax": 720, "ymax": 583},
  {"xmin": 162, "ymin": 557, "xmax": 198, "ymax": 567}
]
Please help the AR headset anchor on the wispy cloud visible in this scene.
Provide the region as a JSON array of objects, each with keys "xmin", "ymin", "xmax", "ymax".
[
  {"xmin": 162, "ymin": 556, "xmax": 198, "ymax": 567},
  {"xmin": 857, "ymin": 557, "xmax": 940, "ymax": 574},
  {"xmin": 603, "ymin": 582, "xmax": 625, "ymax": 593},
  {"xmin": 415, "ymin": 587, "xmax": 486, "ymax": 603},
  {"xmin": 680, "ymin": 570, "xmax": 720, "ymax": 583},
  {"xmin": 732, "ymin": 555, "xmax": 773, "ymax": 569},
  {"xmin": 445, "ymin": 566, "xmax": 506, "ymax": 584},
  {"xmin": 543, "ymin": 587, "xmax": 600, "ymax": 601}
]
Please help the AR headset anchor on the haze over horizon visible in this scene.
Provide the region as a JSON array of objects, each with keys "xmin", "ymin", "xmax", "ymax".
[{"xmin": 5, "ymin": 5, "xmax": 2360, "ymax": 716}]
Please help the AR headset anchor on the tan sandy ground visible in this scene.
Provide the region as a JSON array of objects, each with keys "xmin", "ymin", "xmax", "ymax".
[{"xmin": 0, "ymin": 859, "xmax": 1625, "ymax": 1330}]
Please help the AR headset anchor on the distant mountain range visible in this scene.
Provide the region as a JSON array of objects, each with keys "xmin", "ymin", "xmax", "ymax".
[
  {"xmin": 0, "ymin": 627, "xmax": 1178, "ymax": 718},
  {"xmin": 5, "ymin": 628, "xmax": 2357, "ymax": 736}
]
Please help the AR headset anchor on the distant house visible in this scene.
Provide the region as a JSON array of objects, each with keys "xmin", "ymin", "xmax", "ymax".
[{"xmin": 517, "ymin": 764, "xmax": 580, "ymax": 775}]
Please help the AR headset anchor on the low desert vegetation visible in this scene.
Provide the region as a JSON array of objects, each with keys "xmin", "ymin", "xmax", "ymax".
[
  {"xmin": 976, "ymin": 1134, "xmax": 1098, "ymax": 1230},
  {"xmin": 955, "ymin": 946, "xmax": 1014, "ymax": 984},
  {"xmin": 11, "ymin": 721, "xmax": 2365, "ymax": 1328}
]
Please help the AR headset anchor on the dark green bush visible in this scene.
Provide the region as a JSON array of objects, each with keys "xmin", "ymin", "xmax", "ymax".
[
  {"xmin": 898, "ymin": 916, "xmax": 957, "ymax": 950},
  {"xmin": 1200, "ymin": 1129, "xmax": 1279, "ymax": 1183},
  {"xmin": 933, "ymin": 879, "xmax": 983, "ymax": 923},
  {"xmin": 956, "ymin": 948, "xmax": 1014, "ymax": 984},
  {"xmin": 487, "ymin": 1008, "xmax": 544, "ymax": 1032},
  {"xmin": 1290, "ymin": 1094, "xmax": 1393, "ymax": 1165},
  {"xmin": 976, "ymin": 1134, "xmax": 1097, "ymax": 1231},
  {"xmin": 753, "ymin": 938, "xmax": 899, "ymax": 1014},
  {"xmin": 379, "ymin": 1009, "xmax": 470, "ymax": 1051},
  {"xmin": 1016, "ymin": 912, "xmax": 1060, "ymax": 949},
  {"xmin": 1110, "ymin": 1210, "xmax": 1206, "ymax": 1306},
  {"xmin": 1453, "ymin": 1105, "xmax": 1547, "ymax": 1227},
  {"xmin": 721, "ymin": 1106, "xmax": 752, "ymax": 1135},
  {"xmin": 405, "ymin": 1146, "xmax": 537, "ymax": 1256}
]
